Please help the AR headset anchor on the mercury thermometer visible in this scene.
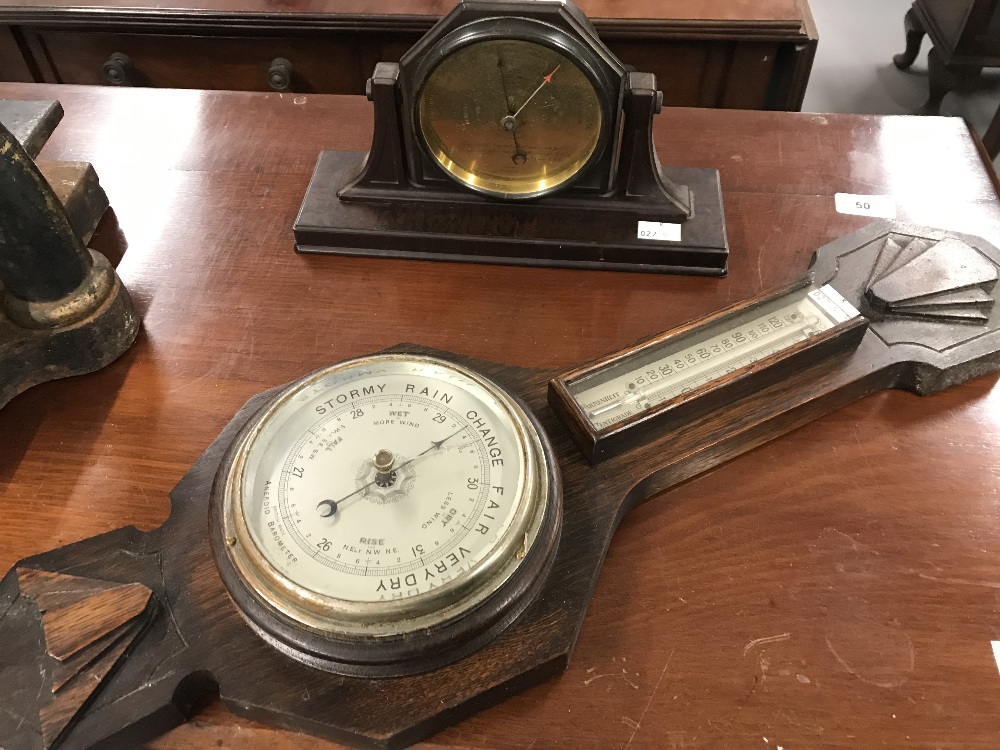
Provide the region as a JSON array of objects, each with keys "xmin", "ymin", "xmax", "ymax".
[{"xmin": 550, "ymin": 278, "xmax": 869, "ymax": 462}]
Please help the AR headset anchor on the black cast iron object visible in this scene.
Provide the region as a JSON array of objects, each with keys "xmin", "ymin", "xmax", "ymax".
[
  {"xmin": 0, "ymin": 118, "xmax": 138, "ymax": 410},
  {"xmin": 2, "ymin": 222, "xmax": 999, "ymax": 748},
  {"xmin": 0, "ymin": 99, "xmax": 110, "ymax": 244}
]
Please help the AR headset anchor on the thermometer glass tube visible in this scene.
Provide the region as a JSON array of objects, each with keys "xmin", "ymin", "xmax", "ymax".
[{"xmin": 565, "ymin": 284, "xmax": 863, "ymax": 432}]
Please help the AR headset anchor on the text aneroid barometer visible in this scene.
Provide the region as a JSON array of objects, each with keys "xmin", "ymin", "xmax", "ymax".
[{"xmin": 212, "ymin": 354, "xmax": 561, "ymax": 676}]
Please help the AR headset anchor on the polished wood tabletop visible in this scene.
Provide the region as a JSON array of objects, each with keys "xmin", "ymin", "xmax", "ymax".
[{"xmin": 2, "ymin": 82, "xmax": 1000, "ymax": 748}]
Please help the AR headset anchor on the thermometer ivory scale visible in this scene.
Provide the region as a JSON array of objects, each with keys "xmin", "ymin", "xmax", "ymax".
[{"xmin": 550, "ymin": 278, "xmax": 869, "ymax": 462}]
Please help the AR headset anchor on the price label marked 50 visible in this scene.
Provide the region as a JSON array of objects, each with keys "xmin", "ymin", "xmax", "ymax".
[
  {"xmin": 637, "ymin": 221, "xmax": 682, "ymax": 242},
  {"xmin": 835, "ymin": 193, "xmax": 896, "ymax": 219}
]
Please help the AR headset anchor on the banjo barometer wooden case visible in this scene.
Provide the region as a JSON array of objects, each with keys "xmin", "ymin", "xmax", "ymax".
[{"xmin": 3, "ymin": 221, "xmax": 1000, "ymax": 748}]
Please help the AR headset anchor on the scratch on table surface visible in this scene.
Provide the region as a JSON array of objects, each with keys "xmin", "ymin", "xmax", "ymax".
[
  {"xmin": 742, "ymin": 653, "xmax": 770, "ymax": 705},
  {"xmin": 126, "ymin": 457, "xmax": 154, "ymax": 512},
  {"xmin": 825, "ymin": 632, "xmax": 914, "ymax": 688},
  {"xmin": 776, "ymin": 707, "xmax": 825, "ymax": 735},
  {"xmin": 743, "ymin": 632, "xmax": 790, "ymax": 656},
  {"xmin": 584, "ymin": 668, "xmax": 639, "ymax": 690},
  {"xmin": 623, "ymin": 647, "xmax": 674, "ymax": 750},
  {"xmin": 707, "ymin": 718, "xmax": 733, "ymax": 734},
  {"xmin": 917, "ymin": 572, "xmax": 1000, "ymax": 589}
]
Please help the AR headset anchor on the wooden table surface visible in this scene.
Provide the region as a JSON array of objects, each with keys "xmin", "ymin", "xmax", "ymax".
[{"xmin": 2, "ymin": 82, "xmax": 1000, "ymax": 749}]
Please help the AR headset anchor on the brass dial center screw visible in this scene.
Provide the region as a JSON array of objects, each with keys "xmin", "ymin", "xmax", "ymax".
[{"xmin": 372, "ymin": 449, "xmax": 398, "ymax": 488}]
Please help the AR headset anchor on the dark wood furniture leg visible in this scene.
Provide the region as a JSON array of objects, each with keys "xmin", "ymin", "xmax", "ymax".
[
  {"xmin": 893, "ymin": 5, "xmax": 927, "ymax": 69},
  {"xmin": 984, "ymin": 101, "xmax": 1000, "ymax": 158},
  {"xmin": 922, "ymin": 45, "xmax": 983, "ymax": 114}
]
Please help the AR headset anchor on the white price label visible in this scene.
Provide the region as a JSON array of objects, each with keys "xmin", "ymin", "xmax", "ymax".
[
  {"xmin": 637, "ymin": 221, "xmax": 682, "ymax": 242},
  {"xmin": 834, "ymin": 193, "xmax": 896, "ymax": 219}
]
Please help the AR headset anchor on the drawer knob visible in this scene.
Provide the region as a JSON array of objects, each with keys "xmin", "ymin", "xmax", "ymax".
[
  {"xmin": 267, "ymin": 58, "xmax": 293, "ymax": 91},
  {"xmin": 101, "ymin": 52, "xmax": 133, "ymax": 86}
]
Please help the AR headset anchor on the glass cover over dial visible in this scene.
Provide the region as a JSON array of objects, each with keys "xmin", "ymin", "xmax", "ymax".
[
  {"xmin": 417, "ymin": 38, "xmax": 603, "ymax": 198},
  {"xmin": 218, "ymin": 354, "xmax": 554, "ymax": 643}
]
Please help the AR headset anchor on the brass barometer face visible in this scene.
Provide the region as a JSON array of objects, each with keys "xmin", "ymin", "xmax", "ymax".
[
  {"xmin": 417, "ymin": 38, "xmax": 603, "ymax": 198},
  {"xmin": 213, "ymin": 353, "xmax": 561, "ymax": 675}
]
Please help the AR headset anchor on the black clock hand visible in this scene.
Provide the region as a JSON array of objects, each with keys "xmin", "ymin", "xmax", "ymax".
[
  {"xmin": 496, "ymin": 47, "xmax": 526, "ymax": 164},
  {"xmin": 317, "ymin": 426, "xmax": 469, "ymax": 518},
  {"xmin": 496, "ymin": 47, "xmax": 515, "ymax": 115}
]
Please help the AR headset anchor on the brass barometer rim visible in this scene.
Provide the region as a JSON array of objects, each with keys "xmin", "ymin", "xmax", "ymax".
[
  {"xmin": 410, "ymin": 17, "xmax": 612, "ymax": 200},
  {"xmin": 214, "ymin": 354, "xmax": 558, "ymax": 650}
]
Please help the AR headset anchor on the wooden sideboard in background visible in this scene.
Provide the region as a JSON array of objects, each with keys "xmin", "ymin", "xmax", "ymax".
[{"xmin": 0, "ymin": 0, "xmax": 817, "ymax": 110}]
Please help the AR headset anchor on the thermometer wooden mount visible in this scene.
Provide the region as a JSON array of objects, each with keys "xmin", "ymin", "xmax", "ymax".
[{"xmin": 2, "ymin": 221, "xmax": 1000, "ymax": 749}]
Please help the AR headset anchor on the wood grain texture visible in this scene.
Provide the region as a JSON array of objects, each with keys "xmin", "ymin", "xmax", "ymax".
[
  {"xmin": 37, "ymin": 581, "xmax": 150, "ymax": 661},
  {"xmin": 15, "ymin": 568, "xmax": 156, "ymax": 748},
  {"xmin": 36, "ymin": 622, "xmax": 141, "ymax": 748},
  {"xmin": 0, "ymin": 83, "xmax": 999, "ymax": 748},
  {"xmin": 0, "ymin": 0, "xmax": 817, "ymax": 109}
]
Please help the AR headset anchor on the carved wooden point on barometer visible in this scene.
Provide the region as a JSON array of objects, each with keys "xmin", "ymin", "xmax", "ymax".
[
  {"xmin": 864, "ymin": 234, "xmax": 998, "ymax": 324},
  {"xmin": 2, "ymin": 221, "xmax": 1000, "ymax": 749},
  {"xmin": 12, "ymin": 569, "xmax": 156, "ymax": 748}
]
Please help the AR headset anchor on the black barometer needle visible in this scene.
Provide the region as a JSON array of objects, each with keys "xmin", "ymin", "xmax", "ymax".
[
  {"xmin": 316, "ymin": 426, "xmax": 469, "ymax": 517},
  {"xmin": 496, "ymin": 47, "xmax": 527, "ymax": 165}
]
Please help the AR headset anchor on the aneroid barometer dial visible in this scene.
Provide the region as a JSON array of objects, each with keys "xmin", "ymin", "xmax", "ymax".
[
  {"xmin": 417, "ymin": 37, "xmax": 603, "ymax": 198},
  {"xmin": 211, "ymin": 354, "xmax": 561, "ymax": 676}
]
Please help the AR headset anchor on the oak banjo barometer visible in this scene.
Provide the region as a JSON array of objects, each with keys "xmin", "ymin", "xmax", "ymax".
[
  {"xmin": 4, "ymin": 221, "xmax": 1000, "ymax": 748},
  {"xmin": 293, "ymin": 0, "xmax": 730, "ymax": 274}
]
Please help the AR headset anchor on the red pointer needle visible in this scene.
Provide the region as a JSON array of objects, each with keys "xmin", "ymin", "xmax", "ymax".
[{"xmin": 512, "ymin": 64, "xmax": 561, "ymax": 118}]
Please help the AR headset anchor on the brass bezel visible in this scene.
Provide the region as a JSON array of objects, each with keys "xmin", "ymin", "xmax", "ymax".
[{"xmin": 219, "ymin": 354, "xmax": 552, "ymax": 640}]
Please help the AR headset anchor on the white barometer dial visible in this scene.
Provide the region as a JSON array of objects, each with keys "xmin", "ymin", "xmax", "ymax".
[{"xmin": 211, "ymin": 354, "xmax": 560, "ymax": 676}]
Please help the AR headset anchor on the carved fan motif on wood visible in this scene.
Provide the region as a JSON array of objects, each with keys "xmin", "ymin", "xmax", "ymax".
[{"xmin": 864, "ymin": 234, "xmax": 998, "ymax": 324}]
